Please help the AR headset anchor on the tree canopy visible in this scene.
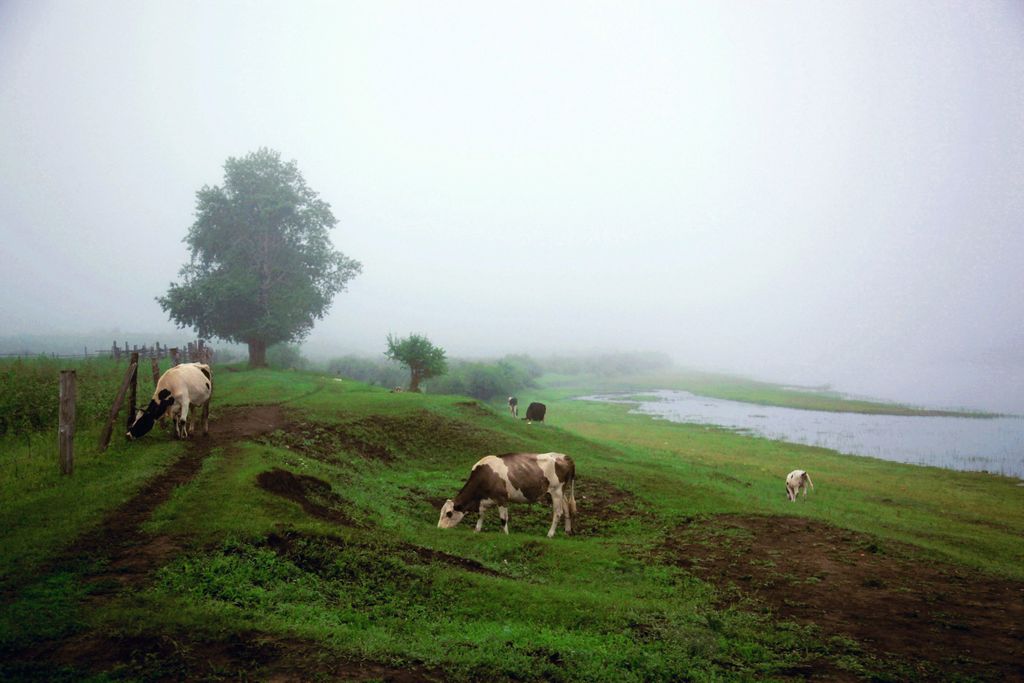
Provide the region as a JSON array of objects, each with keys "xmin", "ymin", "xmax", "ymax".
[
  {"xmin": 159, "ymin": 149, "xmax": 361, "ymax": 367},
  {"xmin": 384, "ymin": 333, "xmax": 448, "ymax": 392}
]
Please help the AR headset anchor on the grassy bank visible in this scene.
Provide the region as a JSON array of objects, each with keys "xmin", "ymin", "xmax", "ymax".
[
  {"xmin": 1, "ymin": 366, "xmax": 1021, "ymax": 681},
  {"xmin": 541, "ymin": 369, "xmax": 998, "ymax": 417}
]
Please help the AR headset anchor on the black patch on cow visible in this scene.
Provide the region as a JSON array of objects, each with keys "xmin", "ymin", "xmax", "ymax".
[
  {"xmin": 127, "ymin": 407, "xmax": 157, "ymax": 439},
  {"xmin": 504, "ymin": 455, "xmax": 547, "ymax": 502},
  {"xmin": 554, "ymin": 454, "xmax": 575, "ymax": 485},
  {"xmin": 525, "ymin": 402, "xmax": 546, "ymax": 421},
  {"xmin": 200, "ymin": 366, "xmax": 211, "ymax": 380},
  {"xmin": 205, "ymin": 381, "xmax": 210, "ymax": 390},
  {"xmin": 454, "ymin": 462, "xmax": 508, "ymax": 512}
]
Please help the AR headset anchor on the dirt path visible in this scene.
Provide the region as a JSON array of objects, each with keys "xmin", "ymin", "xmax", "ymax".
[
  {"xmin": 663, "ymin": 514, "xmax": 1024, "ymax": 680},
  {"xmin": 62, "ymin": 404, "xmax": 289, "ymax": 594},
  {"xmin": 5, "ymin": 403, "xmax": 453, "ymax": 681}
]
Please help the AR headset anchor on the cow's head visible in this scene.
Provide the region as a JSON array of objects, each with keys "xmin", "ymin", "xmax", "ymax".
[
  {"xmin": 126, "ymin": 390, "xmax": 174, "ymax": 440},
  {"xmin": 437, "ymin": 499, "xmax": 466, "ymax": 529}
]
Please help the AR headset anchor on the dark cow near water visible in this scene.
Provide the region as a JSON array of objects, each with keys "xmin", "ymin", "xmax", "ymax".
[
  {"xmin": 438, "ymin": 452, "xmax": 577, "ymax": 537},
  {"xmin": 127, "ymin": 362, "xmax": 212, "ymax": 440},
  {"xmin": 524, "ymin": 401, "xmax": 546, "ymax": 422}
]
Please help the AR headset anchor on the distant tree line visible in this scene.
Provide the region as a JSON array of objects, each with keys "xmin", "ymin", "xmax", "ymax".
[{"xmin": 315, "ymin": 350, "xmax": 671, "ymax": 401}]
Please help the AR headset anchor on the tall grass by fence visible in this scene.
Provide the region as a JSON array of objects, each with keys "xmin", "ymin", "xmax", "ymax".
[{"xmin": 0, "ymin": 341, "xmax": 214, "ymax": 438}]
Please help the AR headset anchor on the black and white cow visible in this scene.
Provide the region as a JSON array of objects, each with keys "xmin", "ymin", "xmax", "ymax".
[
  {"xmin": 785, "ymin": 469, "xmax": 814, "ymax": 501},
  {"xmin": 127, "ymin": 362, "xmax": 212, "ymax": 440},
  {"xmin": 507, "ymin": 396, "xmax": 518, "ymax": 418},
  {"xmin": 524, "ymin": 401, "xmax": 546, "ymax": 422},
  {"xmin": 438, "ymin": 452, "xmax": 576, "ymax": 537}
]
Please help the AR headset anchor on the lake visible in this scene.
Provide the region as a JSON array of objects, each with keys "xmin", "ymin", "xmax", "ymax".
[{"xmin": 580, "ymin": 390, "xmax": 1024, "ymax": 479}]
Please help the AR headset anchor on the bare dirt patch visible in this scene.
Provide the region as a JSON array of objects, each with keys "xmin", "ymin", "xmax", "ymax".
[
  {"xmin": 256, "ymin": 467, "xmax": 358, "ymax": 526},
  {"xmin": 663, "ymin": 514, "xmax": 1024, "ymax": 680}
]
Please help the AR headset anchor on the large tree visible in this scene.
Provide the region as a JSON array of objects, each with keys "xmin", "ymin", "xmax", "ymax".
[
  {"xmin": 384, "ymin": 333, "xmax": 448, "ymax": 392},
  {"xmin": 159, "ymin": 149, "xmax": 361, "ymax": 367}
]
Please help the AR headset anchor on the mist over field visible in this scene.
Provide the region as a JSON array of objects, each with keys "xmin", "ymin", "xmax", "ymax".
[{"xmin": 1, "ymin": 1, "xmax": 1022, "ymax": 413}]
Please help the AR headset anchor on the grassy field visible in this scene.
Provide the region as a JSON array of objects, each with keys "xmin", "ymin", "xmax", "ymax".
[{"xmin": 1, "ymin": 363, "xmax": 1021, "ymax": 681}]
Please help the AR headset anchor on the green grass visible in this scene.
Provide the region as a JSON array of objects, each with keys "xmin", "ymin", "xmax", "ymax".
[{"xmin": 1, "ymin": 365, "xmax": 1021, "ymax": 681}]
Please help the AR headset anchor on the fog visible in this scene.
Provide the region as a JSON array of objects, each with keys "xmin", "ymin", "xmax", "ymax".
[{"xmin": 2, "ymin": 1, "xmax": 1022, "ymax": 413}]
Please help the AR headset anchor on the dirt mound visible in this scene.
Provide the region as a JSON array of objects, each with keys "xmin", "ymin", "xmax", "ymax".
[
  {"xmin": 574, "ymin": 478, "xmax": 653, "ymax": 536},
  {"xmin": 454, "ymin": 400, "xmax": 494, "ymax": 417},
  {"xmin": 663, "ymin": 514, "xmax": 1024, "ymax": 680},
  {"xmin": 265, "ymin": 528, "xmax": 500, "ymax": 578},
  {"xmin": 256, "ymin": 468, "xmax": 357, "ymax": 526},
  {"xmin": 259, "ymin": 421, "xmax": 395, "ymax": 462},
  {"xmin": 346, "ymin": 410, "xmax": 503, "ymax": 460}
]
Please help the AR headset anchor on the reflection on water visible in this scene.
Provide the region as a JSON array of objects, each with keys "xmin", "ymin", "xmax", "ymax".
[{"xmin": 580, "ymin": 390, "xmax": 1024, "ymax": 479}]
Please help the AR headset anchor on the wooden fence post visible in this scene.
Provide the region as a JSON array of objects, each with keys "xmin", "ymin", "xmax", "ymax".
[
  {"xmin": 59, "ymin": 370, "xmax": 76, "ymax": 475},
  {"xmin": 151, "ymin": 357, "xmax": 161, "ymax": 387},
  {"xmin": 99, "ymin": 355, "xmax": 139, "ymax": 451},
  {"xmin": 126, "ymin": 352, "xmax": 139, "ymax": 432},
  {"xmin": 170, "ymin": 347, "xmax": 180, "ymax": 366}
]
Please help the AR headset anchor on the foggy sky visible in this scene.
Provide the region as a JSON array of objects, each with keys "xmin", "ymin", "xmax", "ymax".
[{"xmin": 1, "ymin": 1, "xmax": 1023, "ymax": 412}]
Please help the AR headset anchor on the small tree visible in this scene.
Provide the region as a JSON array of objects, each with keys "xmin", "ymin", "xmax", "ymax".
[{"xmin": 384, "ymin": 333, "xmax": 448, "ymax": 392}]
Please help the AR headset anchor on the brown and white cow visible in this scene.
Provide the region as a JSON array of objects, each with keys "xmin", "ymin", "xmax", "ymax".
[
  {"xmin": 438, "ymin": 452, "xmax": 576, "ymax": 537},
  {"xmin": 127, "ymin": 362, "xmax": 212, "ymax": 440},
  {"xmin": 785, "ymin": 469, "xmax": 814, "ymax": 501}
]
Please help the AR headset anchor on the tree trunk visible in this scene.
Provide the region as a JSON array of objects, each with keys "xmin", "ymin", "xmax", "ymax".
[
  {"xmin": 409, "ymin": 369, "xmax": 421, "ymax": 393},
  {"xmin": 248, "ymin": 340, "xmax": 268, "ymax": 368}
]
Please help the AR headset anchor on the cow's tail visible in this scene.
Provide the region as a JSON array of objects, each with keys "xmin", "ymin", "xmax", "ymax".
[
  {"xmin": 567, "ymin": 475, "xmax": 577, "ymax": 518},
  {"xmin": 805, "ymin": 472, "xmax": 814, "ymax": 490}
]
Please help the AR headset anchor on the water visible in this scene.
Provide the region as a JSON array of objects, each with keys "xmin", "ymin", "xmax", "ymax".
[{"xmin": 580, "ymin": 390, "xmax": 1024, "ymax": 479}]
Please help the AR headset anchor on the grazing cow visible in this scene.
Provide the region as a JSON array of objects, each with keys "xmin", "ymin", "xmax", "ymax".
[
  {"xmin": 438, "ymin": 452, "xmax": 576, "ymax": 538},
  {"xmin": 127, "ymin": 363, "xmax": 212, "ymax": 440},
  {"xmin": 785, "ymin": 469, "xmax": 814, "ymax": 502},
  {"xmin": 524, "ymin": 401, "xmax": 546, "ymax": 422},
  {"xmin": 507, "ymin": 396, "xmax": 518, "ymax": 417}
]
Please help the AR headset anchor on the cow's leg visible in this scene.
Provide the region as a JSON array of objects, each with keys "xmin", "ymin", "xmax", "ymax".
[
  {"xmin": 499, "ymin": 506, "xmax": 509, "ymax": 534},
  {"xmin": 475, "ymin": 500, "xmax": 492, "ymax": 532},
  {"xmin": 178, "ymin": 398, "xmax": 191, "ymax": 439},
  {"xmin": 547, "ymin": 496, "xmax": 564, "ymax": 538}
]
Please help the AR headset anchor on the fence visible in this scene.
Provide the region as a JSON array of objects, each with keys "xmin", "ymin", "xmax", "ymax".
[
  {"xmin": 45, "ymin": 341, "xmax": 216, "ymax": 473},
  {"xmin": 0, "ymin": 339, "xmax": 215, "ymax": 364}
]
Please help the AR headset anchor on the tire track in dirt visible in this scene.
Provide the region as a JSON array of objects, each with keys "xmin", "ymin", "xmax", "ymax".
[
  {"xmin": 9, "ymin": 404, "xmax": 290, "ymax": 601},
  {"xmin": 74, "ymin": 404, "xmax": 290, "ymax": 594}
]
